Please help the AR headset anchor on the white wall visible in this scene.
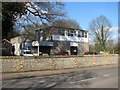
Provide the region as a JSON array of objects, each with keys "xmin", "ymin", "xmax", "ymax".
[
  {"xmin": 18, "ymin": 44, "xmax": 20, "ymax": 55},
  {"xmin": 52, "ymin": 35, "xmax": 89, "ymax": 42}
]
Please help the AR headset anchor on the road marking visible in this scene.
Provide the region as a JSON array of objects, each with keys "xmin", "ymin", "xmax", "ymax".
[
  {"xmin": 69, "ymin": 74, "xmax": 111, "ymax": 84},
  {"xmin": 79, "ymin": 77, "xmax": 97, "ymax": 82},
  {"xmin": 69, "ymin": 77, "xmax": 98, "ymax": 83},
  {"xmin": 103, "ymin": 74, "xmax": 110, "ymax": 77}
]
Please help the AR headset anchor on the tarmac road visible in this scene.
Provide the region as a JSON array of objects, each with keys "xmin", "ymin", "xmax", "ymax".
[{"xmin": 2, "ymin": 65, "xmax": 118, "ymax": 88}]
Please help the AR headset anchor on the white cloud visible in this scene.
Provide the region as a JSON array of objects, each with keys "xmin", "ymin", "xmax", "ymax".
[
  {"xmin": 83, "ymin": 28, "xmax": 86, "ymax": 30},
  {"xmin": 104, "ymin": 26, "xmax": 111, "ymax": 30},
  {"xmin": 112, "ymin": 35, "xmax": 117, "ymax": 39},
  {"xmin": 111, "ymin": 34, "xmax": 118, "ymax": 42},
  {"xmin": 109, "ymin": 27, "xmax": 118, "ymax": 42},
  {"xmin": 109, "ymin": 27, "xmax": 118, "ymax": 33}
]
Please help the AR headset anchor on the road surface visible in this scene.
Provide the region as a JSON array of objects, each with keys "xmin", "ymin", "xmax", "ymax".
[{"xmin": 2, "ymin": 66, "xmax": 118, "ymax": 88}]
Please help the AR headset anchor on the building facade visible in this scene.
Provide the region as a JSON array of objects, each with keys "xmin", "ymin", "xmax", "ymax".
[
  {"xmin": 10, "ymin": 36, "xmax": 32, "ymax": 55},
  {"xmin": 10, "ymin": 27, "xmax": 89, "ymax": 55},
  {"xmin": 0, "ymin": 39, "xmax": 12, "ymax": 56}
]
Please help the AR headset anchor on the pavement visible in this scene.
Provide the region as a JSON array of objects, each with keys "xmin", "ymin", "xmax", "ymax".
[
  {"xmin": 2, "ymin": 64, "xmax": 118, "ymax": 80},
  {"xmin": 2, "ymin": 64, "xmax": 118, "ymax": 88}
]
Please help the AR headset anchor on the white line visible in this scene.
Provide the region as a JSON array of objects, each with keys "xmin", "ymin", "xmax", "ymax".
[
  {"xmin": 69, "ymin": 82, "xmax": 75, "ymax": 83},
  {"xmin": 70, "ymin": 77, "xmax": 98, "ymax": 83},
  {"xmin": 79, "ymin": 77, "xmax": 97, "ymax": 82},
  {"xmin": 70, "ymin": 74, "xmax": 111, "ymax": 84},
  {"xmin": 103, "ymin": 74, "xmax": 110, "ymax": 77}
]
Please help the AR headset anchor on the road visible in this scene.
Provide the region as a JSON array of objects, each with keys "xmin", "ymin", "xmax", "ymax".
[{"xmin": 2, "ymin": 66, "xmax": 118, "ymax": 88}]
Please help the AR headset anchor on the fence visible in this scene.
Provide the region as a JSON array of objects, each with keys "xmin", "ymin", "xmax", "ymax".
[{"xmin": 1, "ymin": 54, "xmax": 118, "ymax": 73}]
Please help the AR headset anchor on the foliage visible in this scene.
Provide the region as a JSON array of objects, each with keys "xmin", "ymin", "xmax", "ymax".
[
  {"xmin": 89, "ymin": 44, "xmax": 95, "ymax": 51},
  {"xmin": 89, "ymin": 41, "xmax": 118, "ymax": 54},
  {"xmin": 112, "ymin": 42, "xmax": 118, "ymax": 54},
  {"xmin": 2, "ymin": 2, "xmax": 26, "ymax": 40}
]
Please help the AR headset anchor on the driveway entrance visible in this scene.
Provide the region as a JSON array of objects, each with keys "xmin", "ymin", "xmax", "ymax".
[{"xmin": 70, "ymin": 46, "xmax": 77, "ymax": 55}]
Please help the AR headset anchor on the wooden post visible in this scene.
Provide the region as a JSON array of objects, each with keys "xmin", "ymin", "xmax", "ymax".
[
  {"xmin": 93, "ymin": 56, "xmax": 96, "ymax": 65},
  {"xmin": 107, "ymin": 55, "xmax": 110, "ymax": 64},
  {"xmin": 74, "ymin": 57, "xmax": 78, "ymax": 68},
  {"xmin": 19, "ymin": 59, "xmax": 24, "ymax": 72},
  {"xmin": 51, "ymin": 58, "xmax": 55, "ymax": 68}
]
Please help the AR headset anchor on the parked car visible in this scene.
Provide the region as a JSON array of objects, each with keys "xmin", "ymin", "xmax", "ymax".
[
  {"xmin": 84, "ymin": 51, "xmax": 98, "ymax": 55},
  {"xmin": 21, "ymin": 50, "xmax": 34, "ymax": 56},
  {"xmin": 62, "ymin": 52, "xmax": 69, "ymax": 55},
  {"xmin": 97, "ymin": 52, "xmax": 103, "ymax": 55}
]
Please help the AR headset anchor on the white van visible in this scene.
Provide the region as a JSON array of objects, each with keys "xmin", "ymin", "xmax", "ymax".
[{"xmin": 21, "ymin": 50, "xmax": 34, "ymax": 56}]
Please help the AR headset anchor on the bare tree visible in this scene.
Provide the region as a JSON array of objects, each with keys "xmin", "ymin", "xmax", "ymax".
[
  {"xmin": 89, "ymin": 15, "xmax": 112, "ymax": 51},
  {"xmin": 51, "ymin": 19, "xmax": 81, "ymax": 29},
  {"xmin": 13, "ymin": 2, "xmax": 66, "ymax": 32},
  {"xmin": 13, "ymin": 2, "xmax": 66, "ymax": 49},
  {"xmin": 22, "ymin": 2, "xmax": 66, "ymax": 26}
]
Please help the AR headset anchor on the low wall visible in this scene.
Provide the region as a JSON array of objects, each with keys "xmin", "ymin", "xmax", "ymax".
[{"xmin": 1, "ymin": 54, "xmax": 118, "ymax": 73}]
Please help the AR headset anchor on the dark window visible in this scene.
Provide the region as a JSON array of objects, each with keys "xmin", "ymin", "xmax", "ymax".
[
  {"xmin": 71, "ymin": 34, "xmax": 74, "ymax": 36},
  {"xmin": 78, "ymin": 34, "xmax": 80, "ymax": 37},
  {"xmin": 68, "ymin": 33, "xmax": 70, "ymax": 36},
  {"xmin": 61, "ymin": 29, "xmax": 65, "ymax": 36},
  {"xmin": 71, "ymin": 30, "xmax": 74, "ymax": 36},
  {"xmin": 26, "ymin": 51, "xmax": 33, "ymax": 54},
  {"xmin": 82, "ymin": 31, "xmax": 84, "ymax": 37},
  {"xmin": 85, "ymin": 32, "xmax": 87, "ymax": 38},
  {"xmin": 74, "ymin": 31, "xmax": 76, "ymax": 36},
  {"xmin": 78, "ymin": 31, "xmax": 81, "ymax": 37}
]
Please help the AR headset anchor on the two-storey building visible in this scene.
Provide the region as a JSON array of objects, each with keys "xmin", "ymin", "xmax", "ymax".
[{"xmin": 10, "ymin": 26, "xmax": 89, "ymax": 55}]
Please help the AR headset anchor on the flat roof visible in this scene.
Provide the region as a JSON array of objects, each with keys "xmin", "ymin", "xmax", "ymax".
[{"xmin": 35, "ymin": 26, "xmax": 88, "ymax": 32}]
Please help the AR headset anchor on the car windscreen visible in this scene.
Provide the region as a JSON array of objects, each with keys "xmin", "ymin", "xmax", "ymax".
[
  {"xmin": 26, "ymin": 51, "xmax": 33, "ymax": 54},
  {"xmin": 97, "ymin": 52, "xmax": 100, "ymax": 54}
]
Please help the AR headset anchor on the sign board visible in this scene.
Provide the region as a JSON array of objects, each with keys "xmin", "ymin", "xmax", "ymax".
[
  {"xmin": 70, "ymin": 42, "xmax": 78, "ymax": 46},
  {"xmin": 32, "ymin": 41, "xmax": 53, "ymax": 46}
]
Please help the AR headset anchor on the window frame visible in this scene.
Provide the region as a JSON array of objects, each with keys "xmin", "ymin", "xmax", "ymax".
[
  {"xmin": 82, "ymin": 31, "xmax": 84, "ymax": 37},
  {"xmin": 78, "ymin": 31, "xmax": 81, "ymax": 37},
  {"xmin": 85, "ymin": 32, "xmax": 87, "ymax": 38},
  {"xmin": 73, "ymin": 31, "xmax": 77, "ymax": 36},
  {"xmin": 70, "ymin": 30, "xmax": 74, "ymax": 37},
  {"xmin": 68, "ymin": 30, "xmax": 71, "ymax": 36}
]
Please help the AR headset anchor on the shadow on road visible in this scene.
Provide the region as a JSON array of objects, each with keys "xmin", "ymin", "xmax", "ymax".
[{"xmin": 3, "ymin": 70, "xmax": 98, "ymax": 88}]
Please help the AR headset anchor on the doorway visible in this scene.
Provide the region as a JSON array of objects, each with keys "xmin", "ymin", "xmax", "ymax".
[
  {"xmin": 39, "ymin": 46, "xmax": 51, "ymax": 55},
  {"xmin": 70, "ymin": 46, "xmax": 77, "ymax": 55}
]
